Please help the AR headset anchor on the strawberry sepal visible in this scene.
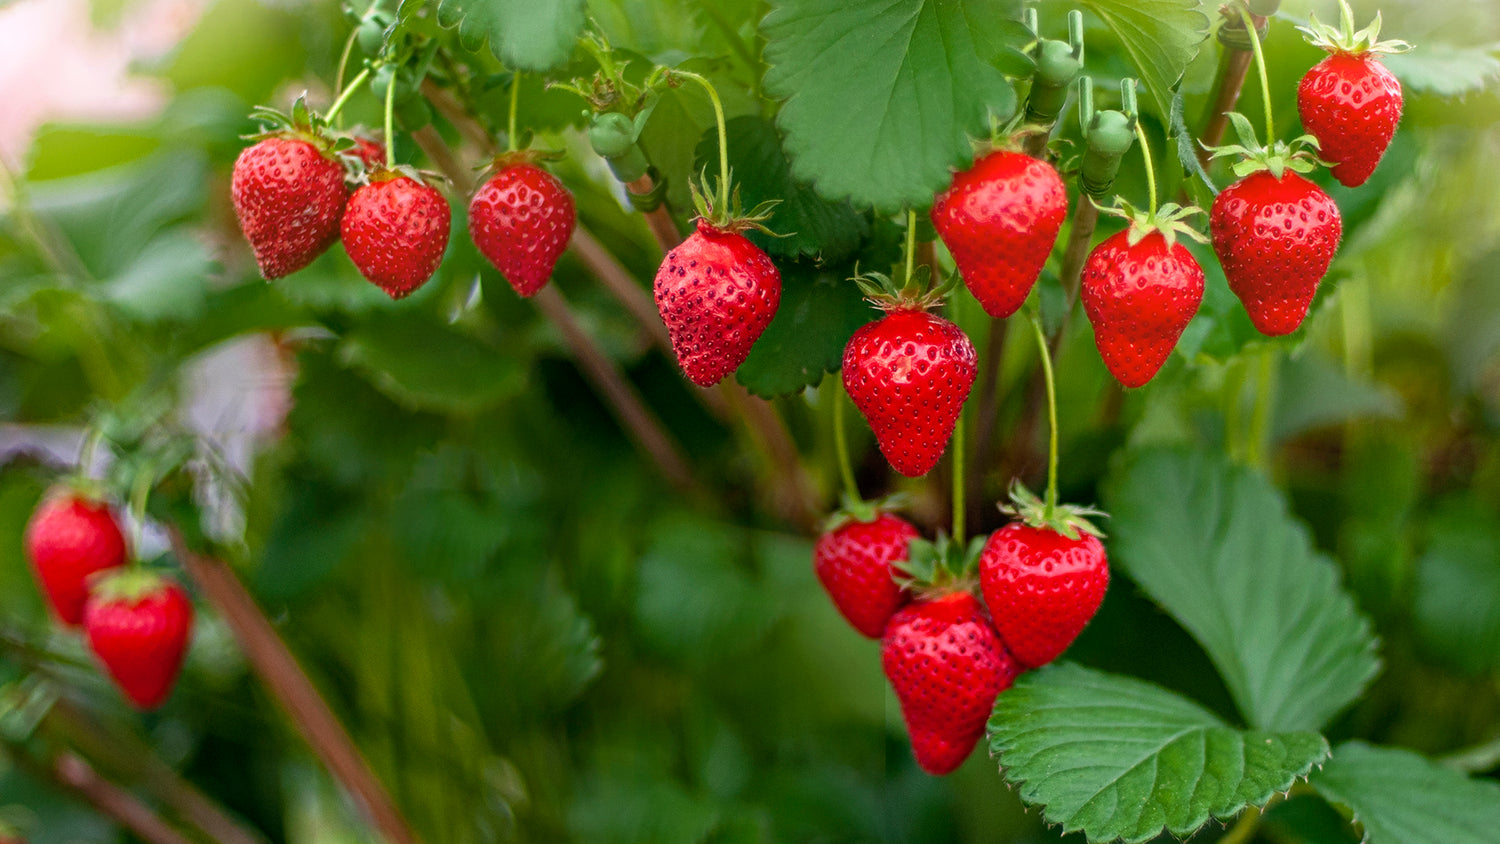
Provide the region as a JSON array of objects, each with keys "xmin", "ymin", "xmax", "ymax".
[
  {"xmin": 1001, "ymin": 482, "xmax": 1108, "ymax": 542},
  {"xmin": 895, "ymin": 532, "xmax": 984, "ymax": 597},
  {"xmin": 1297, "ymin": 0, "xmax": 1412, "ymax": 57},
  {"xmin": 821, "ymin": 493, "xmax": 912, "ymax": 533}
]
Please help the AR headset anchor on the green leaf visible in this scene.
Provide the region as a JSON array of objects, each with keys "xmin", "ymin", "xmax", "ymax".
[
  {"xmin": 102, "ymin": 231, "xmax": 214, "ymax": 322},
  {"xmin": 436, "ymin": 0, "xmax": 586, "ymax": 72},
  {"xmin": 1104, "ymin": 447, "xmax": 1380, "ymax": 731},
  {"xmin": 988, "ymin": 663, "xmax": 1330, "ymax": 844},
  {"xmin": 1413, "ymin": 498, "xmax": 1500, "ymax": 676},
  {"xmin": 1272, "ymin": 350, "xmax": 1401, "ymax": 442},
  {"xmin": 734, "ymin": 263, "xmax": 872, "ymax": 398},
  {"xmin": 339, "ymin": 313, "xmax": 528, "ymax": 415},
  {"xmin": 693, "ymin": 115, "xmax": 867, "ymax": 262},
  {"xmin": 762, "ymin": 0, "xmax": 1029, "ymax": 210},
  {"xmin": 1310, "ymin": 741, "xmax": 1500, "ymax": 844},
  {"xmin": 1384, "ymin": 43, "xmax": 1500, "ymax": 99},
  {"xmin": 1077, "ymin": 0, "xmax": 1210, "ymax": 115}
]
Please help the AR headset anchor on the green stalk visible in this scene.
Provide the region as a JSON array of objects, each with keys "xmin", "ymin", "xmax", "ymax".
[
  {"xmin": 1027, "ymin": 308, "xmax": 1060, "ymax": 519},
  {"xmin": 1134, "ymin": 121, "xmax": 1158, "ymax": 217},
  {"xmin": 904, "ymin": 208, "xmax": 917, "ymax": 284},
  {"xmin": 332, "ymin": 27, "xmax": 360, "ymax": 127},
  {"xmin": 324, "ymin": 65, "xmax": 372, "ymax": 124},
  {"xmin": 1239, "ymin": 5, "xmax": 1275, "ymax": 141},
  {"xmin": 952, "ymin": 410, "xmax": 966, "ymax": 546},
  {"xmin": 1246, "ymin": 348, "xmax": 1275, "ymax": 468},
  {"xmin": 832, "ymin": 383, "xmax": 859, "ymax": 501},
  {"xmin": 507, "ymin": 71, "xmax": 521, "ymax": 153},
  {"xmin": 383, "ymin": 65, "xmax": 397, "ymax": 170},
  {"xmin": 672, "ymin": 70, "xmax": 730, "ymax": 210}
]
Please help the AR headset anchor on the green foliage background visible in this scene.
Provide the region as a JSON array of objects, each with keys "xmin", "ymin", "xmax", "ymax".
[{"xmin": 1, "ymin": 0, "xmax": 1499, "ymax": 841}]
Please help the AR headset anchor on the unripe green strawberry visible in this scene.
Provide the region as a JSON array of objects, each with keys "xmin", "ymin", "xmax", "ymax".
[
  {"xmin": 84, "ymin": 571, "xmax": 194, "ymax": 711},
  {"xmin": 24, "ymin": 490, "xmax": 128, "ymax": 627},
  {"xmin": 931, "ymin": 150, "xmax": 1067, "ymax": 318},
  {"xmin": 341, "ymin": 171, "xmax": 451, "ymax": 299}
]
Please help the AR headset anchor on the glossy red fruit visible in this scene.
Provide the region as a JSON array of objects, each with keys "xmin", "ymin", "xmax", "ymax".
[
  {"xmin": 979, "ymin": 523, "xmax": 1109, "ymax": 668},
  {"xmin": 931, "ymin": 150, "xmax": 1067, "ymax": 318},
  {"xmin": 341, "ymin": 171, "xmax": 451, "ymax": 299},
  {"xmin": 882, "ymin": 591, "xmax": 1021, "ymax": 775},
  {"xmin": 1211, "ymin": 170, "xmax": 1342, "ymax": 336},
  {"xmin": 813, "ymin": 512, "xmax": 919, "ymax": 638},
  {"xmin": 1299, "ymin": 53, "xmax": 1402, "ymax": 188},
  {"xmin": 654, "ymin": 220, "xmax": 781, "ymax": 387},
  {"xmin": 350, "ymin": 136, "xmax": 386, "ymax": 171},
  {"xmin": 84, "ymin": 574, "xmax": 193, "ymax": 710},
  {"xmin": 231, "ymin": 136, "xmax": 348, "ymax": 279},
  {"xmin": 469, "ymin": 163, "xmax": 577, "ymax": 297},
  {"xmin": 843, "ymin": 309, "xmax": 976, "ymax": 477},
  {"xmin": 1081, "ymin": 230, "xmax": 1204, "ymax": 388},
  {"xmin": 23, "ymin": 492, "xmax": 128, "ymax": 627}
]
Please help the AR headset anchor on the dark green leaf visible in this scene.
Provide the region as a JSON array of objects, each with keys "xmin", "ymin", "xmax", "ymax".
[
  {"xmin": 1384, "ymin": 43, "xmax": 1500, "ymax": 99},
  {"xmin": 1413, "ymin": 499, "xmax": 1500, "ymax": 676},
  {"xmin": 1272, "ymin": 350, "xmax": 1401, "ymax": 442},
  {"xmin": 436, "ymin": 0, "xmax": 586, "ymax": 72},
  {"xmin": 735, "ymin": 263, "xmax": 872, "ymax": 398},
  {"xmin": 988, "ymin": 663, "xmax": 1330, "ymax": 844},
  {"xmin": 693, "ymin": 115, "xmax": 867, "ymax": 262},
  {"xmin": 339, "ymin": 313, "xmax": 528, "ymax": 414},
  {"xmin": 1105, "ymin": 447, "xmax": 1380, "ymax": 731},
  {"xmin": 1077, "ymin": 0, "xmax": 1211, "ymax": 115},
  {"xmin": 1311, "ymin": 741, "xmax": 1500, "ymax": 844},
  {"xmin": 762, "ymin": 0, "xmax": 1028, "ymax": 210}
]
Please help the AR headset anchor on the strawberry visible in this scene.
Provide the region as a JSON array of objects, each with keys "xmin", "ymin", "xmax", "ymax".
[
  {"xmin": 23, "ymin": 490, "xmax": 128, "ymax": 627},
  {"xmin": 813, "ymin": 505, "xmax": 919, "ymax": 638},
  {"xmin": 931, "ymin": 149, "xmax": 1067, "ymax": 318},
  {"xmin": 654, "ymin": 219, "xmax": 781, "ymax": 386},
  {"xmin": 1210, "ymin": 170, "xmax": 1341, "ymax": 336},
  {"xmin": 350, "ymin": 135, "xmax": 386, "ymax": 171},
  {"xmin": 1080, "ymin": 202, "xmax": 1206, "ymax": 388},
  {"xmin": 341, "ymin": 170, "xmax": 451, "ymax": 299},
  {"xmin": 883, "ymin": 591, "xmax": 1020, "ymax": 775},
  {"xmin": 979, "ymin": 486, "xmax": 1108, "ymax": 669},
  {"xmin": 1297, "ymin": 3, "xmax": 1410, "ymax": 188},
  {"xmin": 469, "ymin": 160, "xmax": 577, "ymax": 297},
  {"xmin": 231, "ymin": 135, "xmax": 348, "ymax": 279},
  {"xmin": 84, "ymin": 571, "xmax": 193, "ymax": 711}
]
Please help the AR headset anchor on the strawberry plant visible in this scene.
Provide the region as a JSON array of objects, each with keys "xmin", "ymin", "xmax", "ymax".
[{"xmin": 1, "ymin": 0, "xmax": 1499, "ymax": 841}]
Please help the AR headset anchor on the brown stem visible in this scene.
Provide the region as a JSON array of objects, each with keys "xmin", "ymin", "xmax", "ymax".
[
  {"xmin": 1022, "ymin": 130, "xmax": 1050, "ymax": 159},
  {"xmin": 420, "ymin": 80, "xmax": 495, "ymax": 155},
  {"xmin": 571, "ymin": 226, "xmax": 673, "ymax": 354},
  {"xmin": 627, "ymin": 175, "xmax": 684, "ymax": 254},
  {"xmin": 165, "ymin": 529, "xmax": 423, "ymax": 844},
  {"xmin": 719, "ymin": 384, "xmax": 822, "ymax": 532},
  {"xmin": 53, "ymin": 753, "xmax": 194, "ymax": 844},
  {"xmin": 532, "ymin": 285, "xmax": 700, "ymax": 491},
  {"xmin": 1195, "ymin": 14, "xmax": 1265, "ymax": 168},
  {"xmin": 1056, "ymin": 199, "xmax": 1101, "ymax": 332}
]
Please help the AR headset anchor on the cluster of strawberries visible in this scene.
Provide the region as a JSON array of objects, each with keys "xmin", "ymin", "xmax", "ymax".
[
  {"xmin": 231, "ymin": 107, "xmax": 577, "ymax": 301},
  {"xmin": 813, "ymin": 491, "xmax": 1108, "ymax": 775},
  {"xmin": 21, "ymin": 490, "xmax": 193, "ymax": 711}
]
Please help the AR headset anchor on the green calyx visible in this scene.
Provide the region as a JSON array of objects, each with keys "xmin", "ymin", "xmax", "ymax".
[
  {"xmin": 1001, "ymin": 482, "xmax": 1107, "ymax": 542},
  {"xmin": 1096, "ymin": 197, "xmax": 1207, "ymax": 250},
  {"xmin": 688, "ymin": 171, "xmax": 780, "ymax": 235},
  {"xmin": 1205, "ymin": 112, "xmax": 1328, "ymax": 180},
  {"xmin": 1297, "ymin": 0, "xmax": 1412, "ymax": 57},
  {"xmin": 852, "ymin": 264, "xmax": 959, "ymax": 313},
  {"xmin": 895, "ymin": 532, "xmax": 984, "ymax": 596},
  {"xmin": 821, "ymin": 493, "xmax": 911, "ymax": 533},
  {"xmin": 88, "ymin": 568, "xmax": 173, "ymax": 605},
  {"xmin": 245, "ymin": 96, "xmax": 356, "ymax": 158}
]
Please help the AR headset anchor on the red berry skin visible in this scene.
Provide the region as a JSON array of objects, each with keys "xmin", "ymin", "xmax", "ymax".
[
  {"xmin": 882, "ymin": 592, "xmax": 1021, "ymax": 775},
  {"xmin": 351, "ymin": 137, "xmax": 385, "ymax": 171},
  {"xmin": 1298, "ymin": 53, "xmax": 1403, "ymax": 188},
  {"xmin": 1210, "ymin": 171, "xmax": 1342, "ymax": 337},
  {"xmin": 341, "ymin": 173, "xmax": 452, "ymax": 299},
  {"xmin": 23, "ymin": 494, "xmax": 128, "ymax": 627},
  {"xmin": 843, "ymin": 310, "xmax": 976, "ymax": 477},
  {"xmin": 654, "ymin": 220, "xmax": 781, "ymax": 387},
  {"xmin": 469, "ymin": 164, "xmax": 577, "ymax": 297},
  {"xmin": 931, "ymin": 150, "xmax": 1067, "ymax": 319},
  {"xmin": 813, "ymin": 513, "xmax": 919, "ymax": 638},
  {"xmin": 231, "ymin": 137, "xmax": 348, "ymax": 279},
  {"xmin": 979, "ymin": 523, "xmax": 1109, "ymax": 669},
  {"xmin": 84, "ymin": 582, "xmax": 193, "ymax": 710},
  {"xmin": 1080, "ymin": 230, "xmax": 1204, "ymax": 389}
]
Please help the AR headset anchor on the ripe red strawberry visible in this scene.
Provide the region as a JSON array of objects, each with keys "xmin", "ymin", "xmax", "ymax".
[
  {"xmin": 342, "ymin": 170, "xmax": 451, "ymax": 299},
  {"xmin": 654, "ymin": 219, "xmax": 781, "ymax": 386},
  {"xmin": 1297, "ymin": 4, "xmax": 1409, "ymax": 187},
  {"xmin": 469, "ymin": 161, "xmax": 577, "ymax": 297},
  {"xmin": 24, "ymin": 491, "xmax": 128, "ymax": 627},
  {"xmin": 814, "ymin": 508, "xmax": 919, "ymax": 638},
  {"xmin": 232, "ymin": 136, "xmax": 348, "ymax": 279},
  {"xmin": 1081, "ymin": 210, "xmax": 1205, "ymax": 388},
  {"xmin": 1211, "ymin": 170, "xmax": 1341, "ymax": 336},
  {"xmin": 931, "ymin": 150, "xmax": 1067, "ymax": 318},
  {"xmin": 350, "ymin": 135, "xmax": 385, "ymax": 171},
  {"xmin": 979, "ymin": 487, "xmax": 1108, "ymax": 668},
  {"xmin": 882, "ymin": 591, "xmax": 1021, "ymax": 775},
  {"xmin": 84, "ymin": 572, "xmax": 193, "ymax": 710},
  {"xmin": 843, "ymin": 307, "xmax": 976, "ymax": 477}
]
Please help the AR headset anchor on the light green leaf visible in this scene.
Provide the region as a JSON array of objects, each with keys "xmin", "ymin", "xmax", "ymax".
[
  {"xmin": 1105, "ymin": 447, "xmax": 1380, "ymax": 731},
  {"xmin": 1272, "ymin": 351, "xmax": 1401, "ymax": 442},
  {"xmin": 102, "ymin": 231, "xmax": 214, "ymax": 322},
  {"xmin": 1078, "ymin": 0, "xmax": 1210, "ymax": 115},
  {"xmin": 735, "ymin": 263, "xmax": 872, "ymax": 398},
  {"xmin": 1311, "ymin": 741, "xmax": 1500, "ymax": 844},
  {"xmin": 989, "ymin": 663, "xmax": 1330, "ymax": 844},
  {"xmin": 339, "ymin": 313, "xmax": 528, "ymax": 414},
  {"xmin": 1384, "ymin": 42, "xmax": 1500, "ymax": 99},
  {"xmin": 762, "ymin": 0, "xmax": 1029, "ymax": 211},
  {"xmin": 436, "ymin": 0, "xmax": 586, "ymax": 72}
]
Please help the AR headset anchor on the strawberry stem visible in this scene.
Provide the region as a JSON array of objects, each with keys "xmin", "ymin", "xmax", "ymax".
[
  {"xmin": 332, "ymin": 27, "xmax": 361, "ymax": 128},
  {"xmin": 1027, "ymin": 307, "xmax": 1060, "ymax": 519},
  {"xmin": 127, "ymin": 462, "xmax": 152, "ymax": 560},
  {"xmin": 324, "ymin": 64, "xmax": 373, "ymax": 124},
  {"xmin": 1239, "ymin": 4, "xmax": 1275, "ymax": 142},
  {"xmin": 77, "ymin": 427, "xmax": 104, "ymax": 479},
  {"xmin": 1247, "ymin": 348, "xmax": 1275, "ymax": 468},
  {"xmin": 671, "ymin": 70, "xmax": 730, "ymax": 213},
  {"xmin": 382, "ymin": 62, "xmax": 397, "ymax": 169},
  {"xmin": 507, "ymin": 71, "xmax": 521, "ymax": 153},
  {"xmin": 1135, "ymin": 120, "xmax": 1158, "ymax": 218},
  {"xmin": 903, "ymin": 208, "xmax": 917, "ymax": 285},
  {"xmin": 832, "ymin": 381, "xmax": 859, "ymax": 501},
  {"xmin": 952, "ymin": 408, "xmax": 966, "ymax": 545}
]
